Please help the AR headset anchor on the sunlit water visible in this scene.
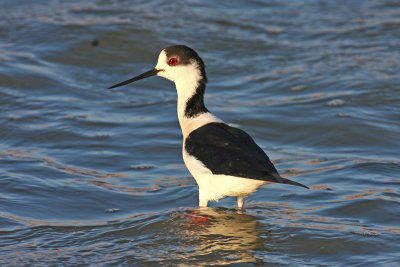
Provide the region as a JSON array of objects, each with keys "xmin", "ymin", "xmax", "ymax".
[{"xmin": 1, "ymin": 0, "xmax": 399, "ymax": 265}]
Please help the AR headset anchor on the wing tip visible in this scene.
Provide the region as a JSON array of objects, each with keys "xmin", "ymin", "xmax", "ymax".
[
  {"xmin": 271, "ymin": 173, "xmax": 309, "ymax": 189},
  {"xmin": 282, "ymin": 177, "xmax": 310, "ymax": 189},
  {"xmin": 286, "ymin": 179, "xmax": 310, "ymax": 189}
]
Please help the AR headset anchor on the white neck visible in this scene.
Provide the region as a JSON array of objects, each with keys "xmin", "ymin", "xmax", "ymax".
[
  {"xmin": 174, "ymin": 76, "xmax": 223, "ymax": 138},
  {"xmin": 175, "ymin": 73, "xmax": 200, "ymax": 125},
  {"xmin": 154, "ymin": 51, "xmax": 222, "ymax": 137}
]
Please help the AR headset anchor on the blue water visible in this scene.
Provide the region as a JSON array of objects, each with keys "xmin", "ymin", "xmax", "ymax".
[{"xmin": 1, "ymin": 0, "xmax": 399, "ymax": 265}]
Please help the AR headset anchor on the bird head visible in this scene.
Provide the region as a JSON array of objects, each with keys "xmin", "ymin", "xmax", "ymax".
[{"xmin": 108, "ymin": 45, "xmax": 207, "ymax": 90}]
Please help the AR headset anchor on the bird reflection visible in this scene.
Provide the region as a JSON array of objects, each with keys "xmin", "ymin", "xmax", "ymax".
[{"xmin": 177, "ymin": 207, "xmax": 266, "ymax": 264}]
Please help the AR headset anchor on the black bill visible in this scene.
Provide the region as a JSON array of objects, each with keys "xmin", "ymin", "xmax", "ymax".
[{"xmin": 108, "ymin": 68, "xmax": 161, "ymax": 89}]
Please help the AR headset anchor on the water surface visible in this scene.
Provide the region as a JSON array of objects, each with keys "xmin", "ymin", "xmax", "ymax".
[{"xmin": 1, "ymin": 0, "xmax": 399, "ymax": 265}]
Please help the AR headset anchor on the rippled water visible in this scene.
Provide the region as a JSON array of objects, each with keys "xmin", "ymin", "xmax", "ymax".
[{"xmin": 1, "ymin": 0, "xmax": 400, "ymax": 265}]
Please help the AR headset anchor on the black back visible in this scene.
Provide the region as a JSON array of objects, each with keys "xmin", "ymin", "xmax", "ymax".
[
  {"xmin": 185, "ymin": 122, "xmax": 279, "ymax": 180},
  {"xmin": 185, "ymin": 122, "xmax": 309, "ymax": 188}
]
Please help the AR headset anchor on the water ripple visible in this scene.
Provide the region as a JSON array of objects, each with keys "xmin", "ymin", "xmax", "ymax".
[{"xmin": 1, "ymin": 0, "xmax": 400, "ymax": 265}]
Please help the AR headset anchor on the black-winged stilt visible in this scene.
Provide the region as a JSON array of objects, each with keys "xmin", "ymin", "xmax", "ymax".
[{"xmin": 108, "ymin": 45, "xmax": 309, "ymax": 210}]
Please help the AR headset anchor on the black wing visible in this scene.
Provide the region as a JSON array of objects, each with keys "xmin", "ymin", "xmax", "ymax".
[{"xmin": 185, "ymin": 122, "xmax": 308, "ymax": 188}]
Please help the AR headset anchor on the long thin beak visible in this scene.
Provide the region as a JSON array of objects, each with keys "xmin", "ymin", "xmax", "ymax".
[{"xmin": 108, "ymin": 68, "xmax": 161, "ymax": 89}]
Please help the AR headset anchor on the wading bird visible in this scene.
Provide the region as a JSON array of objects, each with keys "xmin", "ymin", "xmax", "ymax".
[{"xmin": 108, "ymin": 45, "xmax": 309, "ymax": 210}]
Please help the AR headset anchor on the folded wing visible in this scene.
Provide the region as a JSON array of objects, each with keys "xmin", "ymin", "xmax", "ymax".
[{"xmin": 185, "ymin": 122, "xmax": 309, "ymax": 189}]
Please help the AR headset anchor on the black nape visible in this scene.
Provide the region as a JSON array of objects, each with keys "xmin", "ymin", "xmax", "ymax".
[{"xmin": 184, "ymin": 81, "xmax": 209, "ymax": 118}]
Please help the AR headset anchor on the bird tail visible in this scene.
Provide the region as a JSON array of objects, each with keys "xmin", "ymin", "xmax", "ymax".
[{"xmin": 271, "ymin": 173, "xmax": 309, "ymax": 189}]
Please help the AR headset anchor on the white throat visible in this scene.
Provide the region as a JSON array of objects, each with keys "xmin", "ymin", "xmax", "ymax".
[
  {"xmin": 174, "ymin": 65, "xmax": 202, "ymax": 124},
  {"xmin": 155, "ymin": 50, "xmax": 222, "ymax": 137}
]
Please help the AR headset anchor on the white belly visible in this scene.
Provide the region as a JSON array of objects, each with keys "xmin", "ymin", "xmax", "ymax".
[{"xmin": 183, "ymin": 149, "xmax": 267, "ymax": 202}]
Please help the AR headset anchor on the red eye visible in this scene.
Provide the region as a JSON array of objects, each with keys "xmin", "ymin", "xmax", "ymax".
[{"xmin": 169, "ymin": 58, "xmax": 178, "ymax": 65}]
